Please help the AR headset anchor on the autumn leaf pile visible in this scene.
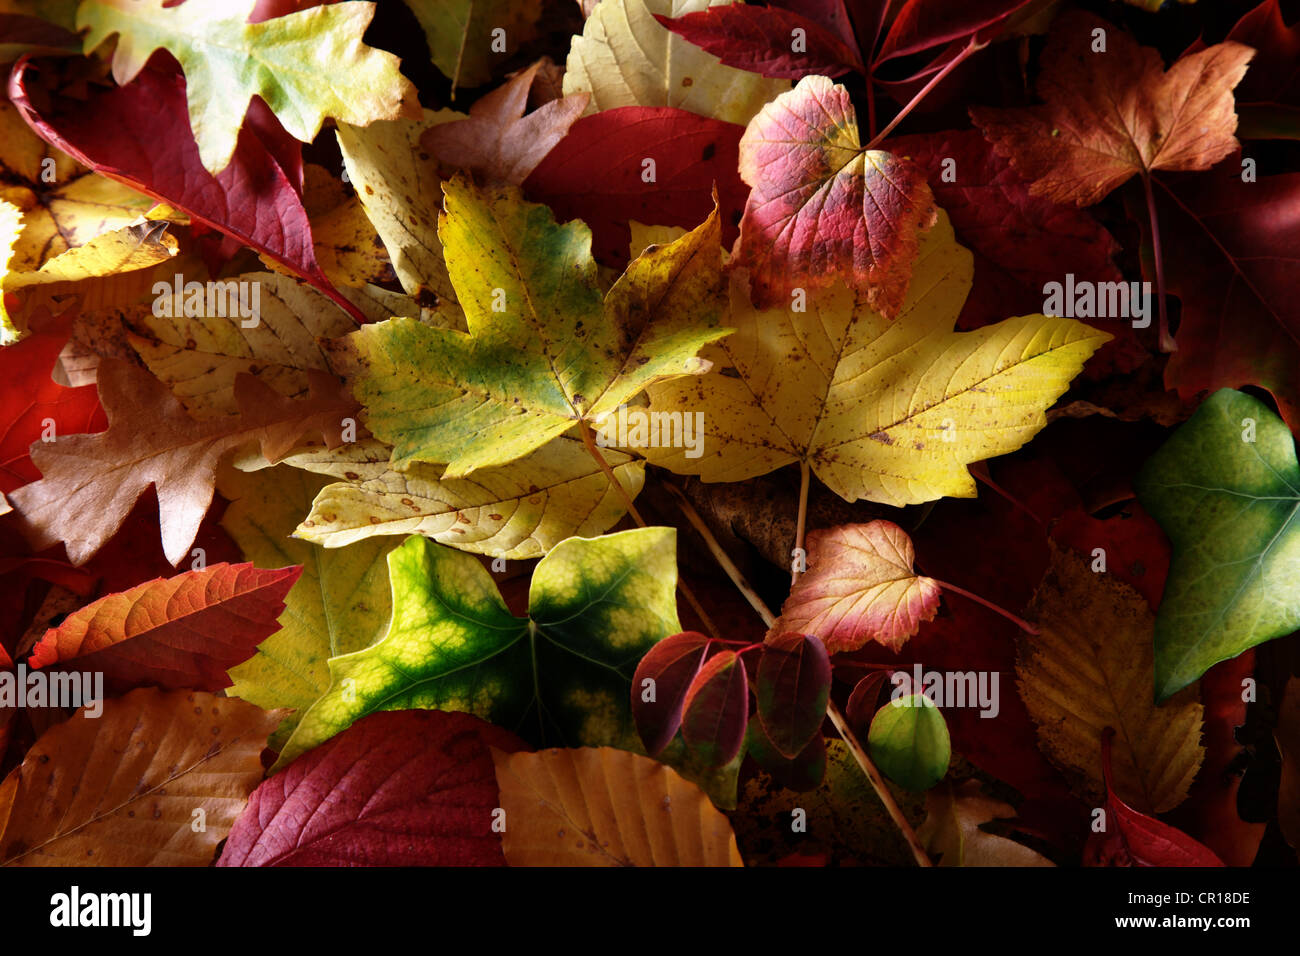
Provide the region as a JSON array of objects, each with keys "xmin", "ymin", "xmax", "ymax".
[{"xmin": 0, "ymin": 0, "xmax": 1298, "ymax": 869}]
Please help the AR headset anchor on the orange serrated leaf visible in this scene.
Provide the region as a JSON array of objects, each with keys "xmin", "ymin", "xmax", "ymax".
[
  {"xmin": 29, "ymin": 561, "xmax": 301, "ymax": 693},
  {"xmin": 970, "ymin": 10, "xmax": 1254, "ymax": 206}
]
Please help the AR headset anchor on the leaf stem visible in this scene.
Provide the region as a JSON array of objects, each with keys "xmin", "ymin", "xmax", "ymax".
[
  {"xmin": 667, "ymin": 481, "xmax": 932, "ymax": 866},
  {"xmin": 1141, "ymin": 172, "xmax": 1174, "ymax": 353},
  {"xmin": 931, "ymin": 578, "xmax": 1039, "ymax": 634},
  {"xmin": 792, "ymin": 461, "xmax": 811, "ymax": 585},
  {"xmin": 864, "ymin": 37, "xmax": 986, "ymax": 151},
  {"xmin": 664, "ymin": 483, "xmax": 776, "ymax": 629},
  {"xmin": 578, "ymin": 423, "xmax": 720, "ymax": 639},
  {"xmin": 825, "ymin": 699, "xmax": 934, "ymax": 867}
]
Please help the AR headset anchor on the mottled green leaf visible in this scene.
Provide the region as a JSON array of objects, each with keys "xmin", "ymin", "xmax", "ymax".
[{"xmin": 275, "ymin": 526, "xmax": 680, "ymax": 766}]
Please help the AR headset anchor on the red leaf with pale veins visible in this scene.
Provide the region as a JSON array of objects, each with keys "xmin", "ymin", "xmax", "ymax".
[
  {"xmin": 631, "ymin": 630, "xmax": 710, "ymax": 756},
  {"xmin": 756, "ymin": 633, "xmax": 831, "ymax": 759},
  {"xmin": 422, "ymin": 63, "xmax": 590, "ymax": 185},
  {"xmin": 1084, "ymin": 728, "xmax": 1225, "ymax": 867},
  {"xmin": 29, "ymin": 562, "xmax": 301, "ymax": 693},
  {"xmin": 218, "ymin": 710, "xmax": 527, "ymax": 867},
  {"xmin": 733, "ymin": 75, "xmax": 936, "ymax": 315},
  {"xmin": 1145, "ymin": 165, "xmax": 1300, "ymax": 432},
  {"xmin": 524, "ymin": 106, "xmax": 748, "ymax": 268},
  {"xmin": 680, "ymin": 649, "xmax": 749, "ymax": 768},
  {"xmin": 970, "ymin": 11, "xmax": 1254, "ymax": 206},
  {"xmin": 775, "ymin": 521, "xmax": 941, "ymax": 654},
  {"xmin": 655, "ymin": 6, "xmax": 862, "ymax": 79},
  {"xmin": 8, "ymin": 60, "xmax": 363, "ymax": 322}
]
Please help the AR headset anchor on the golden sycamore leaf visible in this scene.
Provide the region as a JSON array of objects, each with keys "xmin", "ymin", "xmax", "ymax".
[{"xmin": 638, "ymin": 209, "xmax": 1112, "ymax": 507}]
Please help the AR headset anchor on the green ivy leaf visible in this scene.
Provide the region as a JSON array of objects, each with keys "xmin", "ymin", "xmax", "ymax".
[
  {"xmin": 1136, "ymin": 388, "xmax": 1300, "ymax": 700},
  {"xmin": 275, "ymin": 527, "xmax": 681, "ymax": 767}
]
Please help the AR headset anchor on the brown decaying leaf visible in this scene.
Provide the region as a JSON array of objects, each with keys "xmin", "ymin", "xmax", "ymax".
[
  {"xmin": 918, "ymin": 779, "xmax": 1055, "ymax": 867},
  {"xmin": 1018, "ymin": 543, "xmax": 1204, "ymax": 814},
  {"xmin": 9, "ymin": 359, "xmax": 357, "ymax": 566},
  {"xmin": 491, "ymin": 746, "xmax": 744, "ymax": 866},
  {"xmin": 970, "ymin": 10, "xmax": 1254, "ymax": 205},
  {"xmin": 422, "ymin": 62, "xmax": 591, "ymax": 186},
  {"xmin": 0, "ymin": 688, "xmax": 279, "ymax": 866}
]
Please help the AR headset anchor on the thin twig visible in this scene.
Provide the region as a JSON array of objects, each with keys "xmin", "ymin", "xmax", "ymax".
[{"xmin": 931, "ymin": 578, "xmax": 1039, "ymax": 635}]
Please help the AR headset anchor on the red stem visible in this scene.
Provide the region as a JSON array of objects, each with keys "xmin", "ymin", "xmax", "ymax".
[
  {"xmin": 1142, "ymin": 172, "xmax": 1174, "ymax": 353},
  {"xmin": 864, "ymin": 37, "xmax": 986, "ymax": 151},
  {"xmin": 931, "ymin": 578, "xmax": 1039, "ymax": 635}
]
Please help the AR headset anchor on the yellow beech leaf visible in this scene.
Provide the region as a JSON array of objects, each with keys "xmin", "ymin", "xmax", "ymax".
[
  {"xmin": 0, "ymin": 688, "xmax": 278, "ymax": 866},
  {"xmin": 639, "ymin": 209, "xmax": 1111, "ymax": 507},
  {"xmin": 491, "ymin": 746, "xmax": 744, "ymax": 866},
  {"xmin": 1018, "ymin": 543, "xmax": 1205, "ymax": 815},
  {"xmin": 563, "ymin": 0, "xmax": 789, "ymax": 126}
]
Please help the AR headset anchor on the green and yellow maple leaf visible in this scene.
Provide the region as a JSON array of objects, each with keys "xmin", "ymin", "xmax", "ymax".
[
  {"xmin": 637, "ymin": 209, "xmax": 1112, "ymax": 507},
  {"xmin": 78, "ymin": 0, "xmax": 419, "ymax": 174},
  {"xmin": 328, "ymin": 176, "xmax": 730, "ymax": 476}
]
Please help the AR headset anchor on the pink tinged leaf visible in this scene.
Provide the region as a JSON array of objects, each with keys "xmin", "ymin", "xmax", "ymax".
[
  {"xmin": 1084, "ymin": 728, "xmax": 1225, "ymax": 867},
  {"xmin": 524, "ymin": 106, "xmax": 748, "ymax": 268},
  {"xmin": 28, "ymin": 562, "xmax": 302, "ymax": 693},
  {"xmin": 8, "ymin": 60, "xmax": 363, "ymax": 323},
  {"xmin": 756, "ymin": 632, "xmax": 831, "ymax": 759},
  {"xmin": 218, "ymin": 710, "xmax": 527, "ymax": 866},
  {"xmin": 776, "ymin": 521, "xmax": 942, "ymax": 654},
  {"xmin": 654, "ymin": 6, "xmax": 863, "ymax": 79},
  {"xmin": 631, "ymin": 630, "xmax": 711, "ymax": 756},
  {"xmin": 733, "ymin": 75, "xmax": 937, "ymax": 315},
  {"xmin": 680, "ymin": 649, "xmax": 749, "ymax": 768}
]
